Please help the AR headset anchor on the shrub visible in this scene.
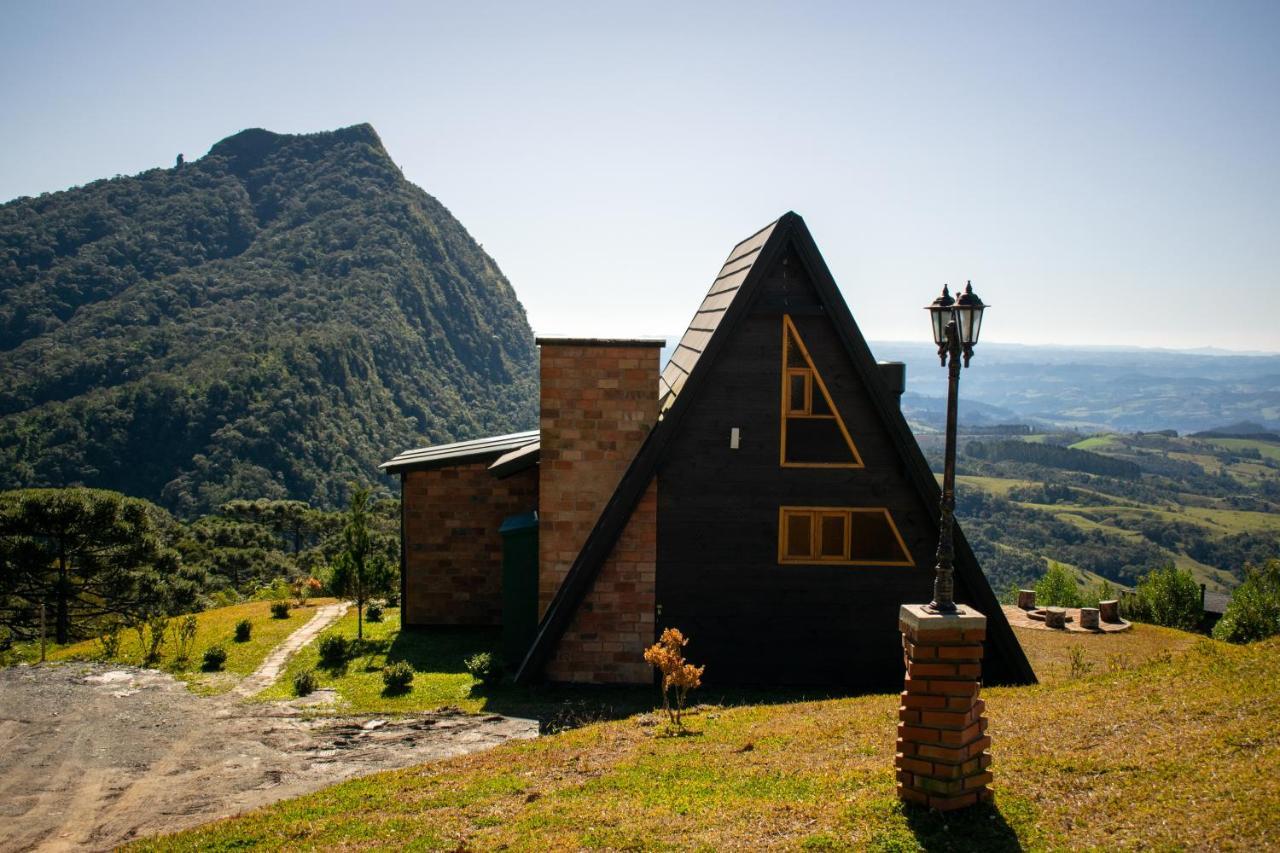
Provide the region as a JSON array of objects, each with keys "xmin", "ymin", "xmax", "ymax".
[
  {"xmin": 1213, "ymin": 558, "xmax": 1280, "ymax": 644},
  {"xmin": 253, "ymin": 577, "xmax": 292, "ymax": 602},
  {"xmin": 1127, "ymin": 564, "xmax": 1201, "ymax": 630},
  {"xmin": 385, "ymin": 590, "xmax": 400, "ymax": 608},
  {"xmin": 365, "ymin": 602, "xmax": 384, "ymax": 623},
  {"xmin": 1082, "ymin": 579, "xmax": 1117, "ymax": 610},
  {"xmin": 202, "ymin": 644, "xmax": 228, "ymax": 671},
  {"xmin": 174, "ymin": 615, "xmax": 199, "ymax": 663},
  {"xmin": 293, "ymin": 576, "xmax": 323, "ymax": 607},
  {"xmin": 318, "ymin": 633, "xmax": 350, "ymax": 667},
  {"xmin": 293, "ymin": 669, "xmax": 319, "ymax": 696},
  {"xmin": 1035, "ymin": 562, "xmax": 1083, "ymax": 608},
  {"xmin": 1068, "ymin": 646, "xmax": 1093, "ymax": 678},
  {"xmin": 270, "ymin": 601, "xmax": 290, "ymax": 619},
  {"xmin": 464, "ymin": 652, "xmax": 501, "ymax": 685},
  {"xmin": 234, "ymin": 619, "xmax": 252, "ymax": 642},
  {"xmin": 144, "ymin": 614, "xmax": 170, "ymax": 664},
  {"xmin": 643, "ymin": 627, "xmax": 705, "ymax": 729},
  {"xmin": 96, "ymin": 620, "xmax": 123, "ymax": 660},
  {"xmin": 382, "ymin": 661, "xmax": 414, "ymax": 693}
]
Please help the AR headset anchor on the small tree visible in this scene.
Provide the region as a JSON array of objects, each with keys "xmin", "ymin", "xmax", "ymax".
[
  {"xmin": 1213, "ymin": 559, "xmax": 1280, "ymax": 644},
  {"xmin": 1128, "ymin": 564, "xmax": 1201, "ymax": 630},
  {"xmin": 328, "ymin": 486, "xmax": 392, "ymax": 641},
  {"xmin": 643, "ymin": 627, "xmax": 705, "ymax": 728},
  {"xmin": 1035, "ymin": 562, "xmax": 1083, "ymax": 608}
]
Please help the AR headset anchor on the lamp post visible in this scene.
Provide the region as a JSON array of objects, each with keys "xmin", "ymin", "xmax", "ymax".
[{"xmin": 924, "ymin": 281, "xmax": 986, "ymax": 613}]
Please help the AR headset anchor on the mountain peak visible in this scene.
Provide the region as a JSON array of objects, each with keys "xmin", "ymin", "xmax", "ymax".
[{"xmin": 206, "ymin": 123, "xmax": 385, "ymax": 175}]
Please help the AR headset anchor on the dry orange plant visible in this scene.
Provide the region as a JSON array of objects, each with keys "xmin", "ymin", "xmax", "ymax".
[{"xmin": 643, "ymin": 627, "xmax": 705, "ymax": 728}]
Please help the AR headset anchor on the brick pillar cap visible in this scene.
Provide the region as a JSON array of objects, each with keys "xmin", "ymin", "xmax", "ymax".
[
  {"xmin": 535, "ymin": 336, "xmax": 666, "ymax": 348},
  {"xmin": 900, "ymin": 603, "xmax": 987, "ymax": 631}
]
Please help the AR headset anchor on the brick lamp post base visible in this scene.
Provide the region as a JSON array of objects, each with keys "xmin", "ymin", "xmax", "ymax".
[{"xmin": 895, "ymin": 604, "xmax": 993, "ymax": 810}]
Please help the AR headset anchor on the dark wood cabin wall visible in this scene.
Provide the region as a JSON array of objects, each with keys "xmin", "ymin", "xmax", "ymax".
[{"xmin": 656, "ymin": 251, "xmax": 987, "ymax": 689}]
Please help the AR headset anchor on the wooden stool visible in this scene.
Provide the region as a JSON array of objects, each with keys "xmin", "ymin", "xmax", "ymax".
[{"xmin": 1099, "ymin": 600, "xmax": 1120, "ymax": 623}]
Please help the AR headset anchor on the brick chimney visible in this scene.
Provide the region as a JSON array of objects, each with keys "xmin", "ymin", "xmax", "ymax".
[{"xmin": 536, "ymin": 337, "xmax": 664, "ymax": 616}]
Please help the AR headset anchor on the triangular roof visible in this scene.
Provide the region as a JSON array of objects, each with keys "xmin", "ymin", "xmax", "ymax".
[{"xmin": 515, "ymin": 212, "xmax": 1036, "ymax": 686}]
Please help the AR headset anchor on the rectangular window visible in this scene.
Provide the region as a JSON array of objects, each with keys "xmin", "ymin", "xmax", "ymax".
[
  {"xmin": 818, "ymin": 513, "xmax": 846, "ymax": 558},
  {"xmin": 785, "ymin": 512, "xmax": 812, "ymax": 558},
  {"xmin": 778, "ymin": 507, "xmax": 914, "ymax": 566},
  {"xmin": 787, "ymin": 370, "xmax": 810, "ymax": 415}
]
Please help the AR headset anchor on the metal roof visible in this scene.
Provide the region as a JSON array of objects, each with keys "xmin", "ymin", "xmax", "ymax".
[
  {"xmin": 488, "ymin": 439, "xmax": 541, "ymax": 478},
  {"xmin": 379, "ymin": 429, "xmax": 539, "ymax": 474},
  {"xmin": 659, "ymin": 218, "xmax": 779, "ymax": 411}
]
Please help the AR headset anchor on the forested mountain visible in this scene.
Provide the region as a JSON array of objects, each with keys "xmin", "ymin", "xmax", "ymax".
[{"xmin": 0, "ymin": 124, "xmax": 537, "ymax": 515}]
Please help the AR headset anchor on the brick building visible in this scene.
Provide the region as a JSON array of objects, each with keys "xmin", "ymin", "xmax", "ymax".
[{"xmin": 381, "ymin": 212, "xmax": 1036, "ymax": 689}]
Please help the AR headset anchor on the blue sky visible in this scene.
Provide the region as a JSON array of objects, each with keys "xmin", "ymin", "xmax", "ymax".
[{"xmin": 3, "ymin": 1, "xmax": 1278, "ymax": 351}]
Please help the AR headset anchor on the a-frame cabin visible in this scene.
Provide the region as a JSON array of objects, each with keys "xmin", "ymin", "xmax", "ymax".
[{"xmin": 512, "ymin": 212, "xmax": 1035, "ymax": 689}]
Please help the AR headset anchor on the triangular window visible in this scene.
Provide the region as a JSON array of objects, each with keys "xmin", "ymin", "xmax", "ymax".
[{"xmin": 781, "ymin": 315, "xmax": 863, "ymax": 467}]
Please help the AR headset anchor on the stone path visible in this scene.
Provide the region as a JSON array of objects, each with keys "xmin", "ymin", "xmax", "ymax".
[{"xmin": 231, "ymin": 600, "xmax": 350, "ymax": 698}]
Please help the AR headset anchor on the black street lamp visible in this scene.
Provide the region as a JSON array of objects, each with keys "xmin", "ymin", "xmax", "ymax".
[{"xmin": 924, "ymin": 281, "xmax": 987, "ymax": 613}]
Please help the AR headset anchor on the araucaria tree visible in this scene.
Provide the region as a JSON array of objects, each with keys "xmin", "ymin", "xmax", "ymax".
[
  {"xmin": 328, "ymin": 486, "xmax": 392, "ymax": 640},
  {"xmin": 0, "ymin": 488, "xmax": 200, "ymax": 644}
]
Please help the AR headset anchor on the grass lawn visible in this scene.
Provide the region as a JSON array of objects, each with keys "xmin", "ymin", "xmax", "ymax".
[
  {"xmin": 256, "ymin": 608, "xmax": 862, "ymax": 722},
  {"xmin": 255, "ymin": 606, "xmax": 494, "ymax": 711},
  {"xmin": 135, "ymin": 629, "xmax": 1280, "ymax": 851},
  {"xmin": 1012, "ymin": 621, "xmax": 1199, "ymax": 683},
  {"xmin": 39, "ymin": 598, "xmax": 335, "ymax": 694}
]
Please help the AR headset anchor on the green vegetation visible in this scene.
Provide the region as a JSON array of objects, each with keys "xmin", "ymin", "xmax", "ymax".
[
  {"xmin": 0, "ymin": 487, "xmax": 203, "ymax": 644},
  {"xmin": 0, "ymin": 124, "xmax": 537, "ymax": 516},
  {"xmin": 137, "ymin": 629, "xmax": 1280, "ymax": 851},
  {"xmin": 329, "ymin": 486, "xmax": 393, "ymax": 640},
  {"xmin": 36, "ymin": 599, "xmax": 331, "ymax": 692},
  {"xmin": 0, "ymin": 485, "xmax": 396, "ymax": 647},
  {"xmin": 1032, "ymin": 562, "xmax": 1082, "ymax": 607},
  {"xmin": 1124, "ymin": 565, "xmax": 1202, "ymax": 630},
  {"xmin": 256, "ymin": 607, "xmax": 493, "ymax": 711},
  {"xmin": 1213, "ymin": 558, "xmax": 1280, "ymax": 643},
  {"xmin": 952, "ymin": 430, "xmax": 1280, "ymax": 595},
  {"xmin": 968, "ymin": 438, "xmax": 1140, "ymax": 478}
]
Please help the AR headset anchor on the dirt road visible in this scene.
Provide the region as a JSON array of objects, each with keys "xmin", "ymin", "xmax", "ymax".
[{"xmin": 0, "ymin": 663, "xmax": 538, "ymax": 851}]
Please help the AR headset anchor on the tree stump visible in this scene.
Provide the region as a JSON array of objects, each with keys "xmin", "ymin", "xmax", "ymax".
[
  {"xmin": 1044, "ymin": 607, "xmax": 1066, "ymax": 629},
  {"xmin": 1099, "ymin": 600, "xmax": 1120, "ymax": 623},
  {"xmin": 1079, "ymin": 607, "xmax": 1100, "ymax": 630},
  {"xmin": 1017, "ymin": 589, "xmax": 1036, "ymax": 610}
]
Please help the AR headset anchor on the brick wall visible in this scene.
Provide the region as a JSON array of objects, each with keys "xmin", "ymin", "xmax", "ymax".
[
  {"xmin": 402, "ymin": 463, "xmax": 538, "ymax": 627},
  {"xmin": 537, "ymin": 338, "xmax": 662, "ymax": 615},
  {"xmin": 546, "ymin": 478, "xmax": 657, "ymax": 683}
]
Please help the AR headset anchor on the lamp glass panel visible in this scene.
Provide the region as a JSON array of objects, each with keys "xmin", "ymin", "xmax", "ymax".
[
  {"xmin": 930, "ymin": 309, "xmax": 947, "ymax": 345},
  {"xmin": 969, "ymin": 309, "xmax": 983, "ymax": 344},
  {"xmin": 955, "ymin": 307, "xmax": 971, "ymax": 343}
]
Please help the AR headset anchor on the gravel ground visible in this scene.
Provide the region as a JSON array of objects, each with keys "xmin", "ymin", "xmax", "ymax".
[{"xmin": 0, "ymin": 662, "xmax": 538, "ymax": 851}]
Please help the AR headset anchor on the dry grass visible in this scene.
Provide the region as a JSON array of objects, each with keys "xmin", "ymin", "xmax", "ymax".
[{"xmin": 135, "ymin": 628, "xmax": 1280, "ymax": 851}]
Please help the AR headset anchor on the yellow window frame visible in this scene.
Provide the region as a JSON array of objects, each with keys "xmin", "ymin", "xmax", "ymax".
[{"xmin": 777, "ymin": 506, "xmax": 915, "ymax": 567}]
